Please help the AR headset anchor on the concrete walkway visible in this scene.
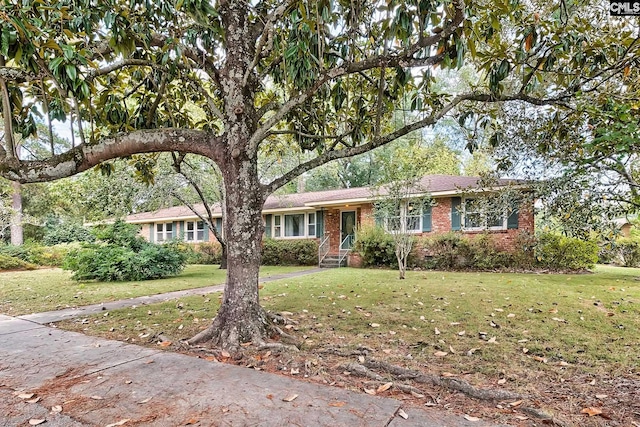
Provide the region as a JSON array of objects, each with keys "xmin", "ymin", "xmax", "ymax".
[
  {"xmin": 18, "ymin": 268, "xmax": 325, "ymax": 325},
  {"xmin": 3, "ymin": 268, "xmax": 505, "ymax": 426}
]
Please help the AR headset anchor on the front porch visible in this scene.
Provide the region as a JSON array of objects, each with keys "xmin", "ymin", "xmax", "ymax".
[{"xmin": 318, "ymin": 204, "xmax": 373, "ymax": 267}]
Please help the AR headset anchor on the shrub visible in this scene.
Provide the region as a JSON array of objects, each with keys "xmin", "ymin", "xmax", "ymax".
[
  {"xmin": 0, "ymin": 254, "xmax": 37, "ymax": 271},
  {"xmin": 0, "ymin": 243, "xmax": 79, "ymax": 267},
  {"xmin": 262, "ymin": 239, "xmax": 318, "ymax": 266},
  {"xmin": 468, "ymin": 234, "xmax": 513, "ymax": 270},
  {"xmin": 616, "ymin": 238, "xmax": 640, "ymax": 267},
  {"xmin": 43, "ymin": 221, "xmax": 94, "ymax": 245},
  {"xmin": 420, "ymin": 232, "xmax": 474, "ymax": 270},
  {"xmin": 63, "ymin": 220, "xmax": 187, "ymax": 281},
  {"xmin": 353, "ymin": 226, "xmax": 397, "ymax": 268},
  {"xmin": 187, "ymin": 242, "xmax": 223, "ymax": 264},
  {"xmin": 535, "ymin": 233, "xmax": 598, "ymax": 270}
]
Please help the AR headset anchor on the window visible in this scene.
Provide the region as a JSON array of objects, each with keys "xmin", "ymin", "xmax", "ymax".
[
  {"xmin": 186, "ymin": 221, "xmax": 206, "ymax": 241},
  {"xmin": 273, "ymin": 215, "xmax": 281, "ymax": 237},
  {"xmin": 380, "ymin": 201, "xmax": 422, "ymax": 233},
  {"xmin": 156, "ymin": 222, "xmax": 174, "ymax": 242},
  {"xmin": 308, "ymin": 212, "xmax": 316, "ymax": 237},
  {"xmin": 463, "ymin": 198, "xmax": 506, "ymax": 230},
  {"xmin": 284, "ymin": 214, "xmax": 305, "ymax": 237},
  {"xmin": 405, "ymin": 201, "xmax": 421, "ymax": 232}
]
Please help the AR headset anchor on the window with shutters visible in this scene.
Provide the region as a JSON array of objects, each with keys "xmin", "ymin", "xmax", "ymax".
[
  {"xmin": 463, "ymin": 198, "xmax": 507, "ymax": 230},
  {"xmin": 186, "ymin": 221, "xmax": 206, "ymax": 241},
  {"xmin": 156, "ymin": 222, "xmax": 174, "ymax": 242},
  {"xmin": 379, "ymin": 201, "xmax": 422, "ymax": 233}
]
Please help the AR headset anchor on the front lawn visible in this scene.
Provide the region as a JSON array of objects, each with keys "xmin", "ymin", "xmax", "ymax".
[
  {"xmin": 0, "ymin": 265, "xmax": 310, "ymax": 316},
  {"xmin": 57, "ymin": 265, "xmax": 640, "ymax": 426}
]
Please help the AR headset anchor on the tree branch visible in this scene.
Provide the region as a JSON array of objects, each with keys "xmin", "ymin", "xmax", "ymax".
[
  {"xmin": 0, "ymin": 129, "xmax": 218, "ymax": 183},
  {"xmin": 263, "ymin": 91, "xmax": 570, "ymax": 194},
  {"xmin": 248, "ymin": 0, "xmax": 465, "ymax": 153}
]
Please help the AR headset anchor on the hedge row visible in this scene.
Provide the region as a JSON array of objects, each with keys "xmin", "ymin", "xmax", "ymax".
[{"xmin": 353, "ymin": 227, "xmax": 599, "ymax": 272}]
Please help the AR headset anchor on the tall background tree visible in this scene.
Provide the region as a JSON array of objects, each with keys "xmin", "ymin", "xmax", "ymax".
[{"xmin": 0, "ymin": 0, "xmax": 637, "ymax": 349}]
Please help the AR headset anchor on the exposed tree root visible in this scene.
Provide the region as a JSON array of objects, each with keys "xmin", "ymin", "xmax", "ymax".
[
  {"xmin": 320, "ymin": 346, "xmax": 374, "ymax": 357},
  {"xmin": 257, "ymin": 342, "xmax": 299, "ymax": 352},
  {"xmin": 186, "ymin": 308, "xmax": 301, "ymax": 351},
  {"xmin": 344, "ymin": 360, "xmax": 526, "ymax": 401}
]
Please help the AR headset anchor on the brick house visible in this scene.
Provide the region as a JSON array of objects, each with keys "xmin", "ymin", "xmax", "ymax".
[{"xmin": 123, "ymin": 174, "xmax": 534, "ymax": 266}]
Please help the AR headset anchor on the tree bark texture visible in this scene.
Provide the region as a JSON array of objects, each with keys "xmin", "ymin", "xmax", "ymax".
[{"xmin": 10, "ymin": 180, "xmax": 23, "ymax": 246}]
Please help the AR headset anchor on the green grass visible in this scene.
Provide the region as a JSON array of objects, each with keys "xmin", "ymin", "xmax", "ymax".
[
  {"xmin": 58, "ymin": 265, "xmax": 640, "ymax": 380},
  {"xmin": 0, "ymin": 265, "xmax": 310, "ymax": 316}
]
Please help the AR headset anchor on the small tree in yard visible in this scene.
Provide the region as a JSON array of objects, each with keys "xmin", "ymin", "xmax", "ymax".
[
  {"xmin": 0, "ymin": 1, "xmax": 636, "ymax": 350},
  {"xmin": 374, "ymin": 179, "xmax": 431, "ymax": 279}
]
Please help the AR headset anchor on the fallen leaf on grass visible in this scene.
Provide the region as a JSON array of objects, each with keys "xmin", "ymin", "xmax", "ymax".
[
  {"xmin": 410, "ymin": 391, "xmax": 425, "ymax": 398},
  {"xmin": 581, "ymin": 407, "xmax": 603, "ymax": 417},
  {"xmin": 434, "ymin": 327, "xmax": 440, "ymax": 335},
  {"xmin": 220, "ymin": 350, "xmax": 231, "ymax": 358},
  {"xmin": 467, "ymin": 348, "xmax": 479, "ymax": 356},
  {"xmin": 183, "ymin": 419, "xmax": 198, "ymax": 426},
  {"xmin": 282, "ymin": 394, "xmax": 298, "ymax": 402},
  {"xmin": 498, "ymin": 378, "xmax": 507, "ymax": 385},
  {"xmin": 551, "ymin": 317, "xmax": 566, "ymax": 323},
  {"xmin": 329, "ymin": 401, "xmax": 346, "ymax": 407},
  {"xmin": 27, "ymin": 397, "xmax": 41, "ymax": 403},
  {"xmin": 138, "ymin": 397, "xmax": 152, "ymax": 404},
  {"xmin": 204, "ymin": 356, "xmax": 218, "ymax": 362},
  {"xmin": 487, "ymin": 337, "xmax": 497, "ymax": 344},
  {"xmin": 441, "ymin": 372, "xmax": 456, "ymax": 377},
  {"xmin": 105, "ymin": 421, "xmax": 130, "ymax": 427},
  {"xmin": 159, "ymin": 341, "xmax": 172, "ymax": 347},
  {"xmin": 50, "ymin": 405, "xmax": 62, "ymax": 413},
  {"xmin": 532, "ymin": 356, "xmax": 547, "ymax": 363},
  {"xmin": 397, "ymin": 408, "xmax": 409, "ymax": 419},
  {"xmin": 449, "ymin": 345, "xmax": 457, "ymax": 354},
  {"xmin": 515, "ymin": 415, "xmax": 528, "ymax": 421},
  {"xmin": 90, "ymin": 395, "xmax": 104, "ymax": 400},
  {"xmin": 370, "ymin": 323, "xmax": 380, "ymax": 328},
  {"xmin": 28, "ymin": 420, "xmax": 45, "ymax": 426},
  {"xmin": 596, "ymin": 394, "xmax": 608, "ymax": 399},
  {"xmin": 464, "ymin": 414, "xmax": 480, "ymax": 421},
  {"xmin": 508, "ymin": 400, "xmax": 523, "ymax": 407},
  {"xmin": 377, "ymin": 382, "xmax": 393, "ymax": 393},
  {"xmin": 18, "ymin": 392, "xmax": 35, "ymax": 399},
  {"xmin": 364, "ymin": 388, "xmax": 376, "ymax": 395}
]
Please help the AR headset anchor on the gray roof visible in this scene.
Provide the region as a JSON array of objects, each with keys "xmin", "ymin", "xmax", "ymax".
[{"xmin": 124, "ymin": 174, "xmax": 525, "ymax": 223}]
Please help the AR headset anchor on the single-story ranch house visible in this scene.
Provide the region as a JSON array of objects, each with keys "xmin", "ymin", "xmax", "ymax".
[{"xmin": 122, "ymin": 174, "xmax": 534, "ymax": 266}]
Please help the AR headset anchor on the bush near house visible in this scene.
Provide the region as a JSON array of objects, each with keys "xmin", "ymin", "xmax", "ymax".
[
  {"xmin": 183, "ymin": 242, "xmax": 223, "ymax": 265},
  {"xmin": 354, "ymin": 228, "xmax": 599, "ymax": 271},
  {"xmin": 613, "ymin": 238, "xmax": 640, "ymax": 267},
  {"xmin": 262, "ymin": 239, "xmax": 317, "ymax": 266},
  {"xmin": 534, "ymin": 233, "xmax": 599, "ymax": 270},
  {"xmin": 62, "ymin": 220, "xmax": 187, "ymax": 281},
  {"xmin": 352, "ymin": 226, "xmax": 398, "ymax": 268}
]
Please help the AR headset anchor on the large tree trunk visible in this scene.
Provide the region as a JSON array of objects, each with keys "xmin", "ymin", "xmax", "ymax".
[
  {"xmin": 187, "ymin": 0, "xmax": 270, "ymax": 349},
  {"xmin": 188, "ymin": 157, "xmax": 267, "ymax": 349},
  {"xmin": 10, "ymin": 181, "xmax": 23, "ymax": 246}
]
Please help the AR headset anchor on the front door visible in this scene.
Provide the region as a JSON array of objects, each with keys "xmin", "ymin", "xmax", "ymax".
[{"xmin": 340, "ymin": 211, "xmax": 356, "ymax": 250}]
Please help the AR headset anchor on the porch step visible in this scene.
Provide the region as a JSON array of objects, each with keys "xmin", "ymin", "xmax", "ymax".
[{"xmin": 319, "ymin": 255, "xmax": 347, "ymax": 268}]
